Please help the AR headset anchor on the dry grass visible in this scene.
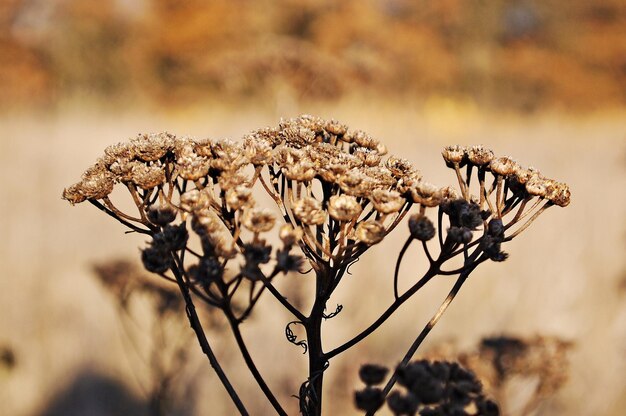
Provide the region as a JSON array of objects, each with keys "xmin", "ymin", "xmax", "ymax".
[{"xmin": 1, "ymin": 102, "xmax": 625, "ymax": 415}]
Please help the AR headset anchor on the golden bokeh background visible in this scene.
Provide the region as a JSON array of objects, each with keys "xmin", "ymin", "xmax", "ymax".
[{"xmin": 1, "ymin": 1, "xmax": 625, "ymax": 415}]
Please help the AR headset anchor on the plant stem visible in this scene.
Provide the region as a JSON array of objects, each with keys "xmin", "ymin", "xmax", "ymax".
[
  {"xmin": 224, "ymin": 310, "xmax": 288, "ymax": 416},
  {"xmin": 169, "ymin": 256, "xmax": 249, "ymax": 416}
]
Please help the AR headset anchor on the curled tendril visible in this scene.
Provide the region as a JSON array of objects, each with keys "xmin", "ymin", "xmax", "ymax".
[
  {"xmin": 286, "ymin": 320, "xmax": 308, "ymax": 354},
  {"xmin": 323, "ymin": 304, "xmax": 343, "ymax": 320}
]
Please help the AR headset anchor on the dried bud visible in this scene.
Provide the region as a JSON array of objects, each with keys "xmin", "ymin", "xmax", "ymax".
[
  {"xmin": 141, "ymin": 245, "xmax": 171, "ymax": 273},
  {"xmin": 355, "ymin": 221, "xmax": 386, "ymax": 245},
  {"xmin": 242, "ymin": 208, "xmax": 276, "ymax": 233},
  {"xmin": 387, "ymin": 391, "xmax": 419, "ymax": 415},
  {"xmin": 146, "ymin": 204, "xmax": 177, "ymax": 226},
  {"xmin": 408, "ymin": 214, "xmax": 436, "ymax": 241},
  {"xmin": 354, "ymin": 387, "xmax": 385, "ymax": 413},
  {"xmin": 448, "ymin": 226, "xmax": 473, "ymax": 244},
  {"xmin": 276, "ymin": 248, "xmax": 304, "ymax": 274},
  {"xmin": 359, "ymin": 364, "xmax": 389, "ymax": 386},
  {"xmin": 293, "ymin": 197, "xmax": 326, "ymax": 225},
  {"xmin": 467, "ymin": 145, "xmax": 494, "ymax": 166},
  {"xmin": 328, "ymin": 195, "xmax": 362, "ymax": 221}
]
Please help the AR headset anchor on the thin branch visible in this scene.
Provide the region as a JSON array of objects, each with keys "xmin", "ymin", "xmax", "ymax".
[
  {"xmin": 168, "ymin": 255, "xmax": 249, "ymax": 415},
  {"xmin": 224, "ymin": 310, "xmax": 288, "ymax": 416}
]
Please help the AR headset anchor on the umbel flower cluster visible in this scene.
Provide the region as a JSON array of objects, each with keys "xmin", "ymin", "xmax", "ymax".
[{"xmin": 63, "ymin": 115, "xmax": 570, "ymax": 416}]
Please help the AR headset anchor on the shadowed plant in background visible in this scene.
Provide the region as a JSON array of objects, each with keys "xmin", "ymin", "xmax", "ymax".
[{"xmin": 63, "ymin": 115, "xmax": 570, "ymax": 415}]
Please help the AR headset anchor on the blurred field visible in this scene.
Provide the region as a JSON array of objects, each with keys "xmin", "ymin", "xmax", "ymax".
[{"xmin": 1, "ymin": 0, "xmax": 626, "ymax": 415}]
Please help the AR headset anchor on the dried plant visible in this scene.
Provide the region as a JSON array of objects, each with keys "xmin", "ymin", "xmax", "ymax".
[
  {"xmin": 63, "ymin": 115, "xmax": 570, "ymax": 415},
  {"xmin": 93, "ymin": 259, "xmax": 201, "ymax": 416}
]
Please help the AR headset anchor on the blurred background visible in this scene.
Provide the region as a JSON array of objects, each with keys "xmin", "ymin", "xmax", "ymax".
[{"xmin": 1, "ymin": 0, "xmax": 625, "ymax": 415}]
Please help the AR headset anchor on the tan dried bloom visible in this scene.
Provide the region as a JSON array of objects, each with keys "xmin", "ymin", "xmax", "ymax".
[
  {"xmin": 177, "ymin": 149, "xmax": 210, "ymax": 181},
  {"xmin": 109, "ymin": 159, "xmax": 141, "ymax": 182},
  {"xmin": 490, "ymin": 157, "xmax": 517, "ymax": 176},
  {"xmin": 252, "ymin": 127, "xmax": 282, "ymax": 148},
  {"xmin": 281, "ymin": 126, "xmax": 316, "ymax": 148},
  {"xmin": 274, "ymin": 146, "xmax": 305, "ymax": 167},
  {"xmin": 442, "ymin": 145, "xmax": 465, "ymax": 164},
  {"xmin": 193, "ymin": 138, "xmax": 214, "ymax": 158},
  {"xmin": 279, "ymin": 224, "xmax": 304, "ymax": 246},
  {"xmin": 410, "ymin": 181, "xmax": 442, "ymax": 207},
  {"xmin": 102, "ymin": 142, "xmax": 136, "ymax": 166},
  {"xmin": 243, "ymin": 207, "xmax": 276, "ymax": 233},
  {"xmin": 226, "ymin": 185, "xmax": 253, "ymax": 211},
  {"xmin": 385, "ymin": 157, "xmax": 420, "ymax": 180},
  {"xmin": 131, "ymin": 132, "xmax": 174, "ymax": 162},
  {"xmin": 62, "ymin": 183, "xmax": 87, "ymax": 204},
  {"xmin": 281, "ymin": 115, "xmax": 325, "ymax": 134},
  {"xmin": 350, "ymin": 130, "xmax": 387, "ymax": 154},
  {"xmin": 355, "ymin": 221, "xmax": 386, "ymax": 245},
  {"xmin": 211, "ymin": 139, "xmax": 248, "ymax": 171},
  {"xmin": 292, "ymin": 196, "xmax": 326, "ymax": 225},
  {"xmin": 338, "ymin": 169, "xmax": 374, "ymax": 196},
  {"xmin": 192, "ymin": 208, "xmax": 222, "ymax": 234},
  {"xmin": 283, "ymin": 160, "xmax": 317, "ymax": 181},
  {"xmin": 77, "ymin": 164, "xmax": 115, "ymax": 200},
  {"xmin": 467, "ymin": 145, "xmax": 494, "ymax": 166},
  {"xmin": 180, "ymin": 189, "xmax": 210, "ymax": 212},
  {"xmin": 213, "ymin": 236, "xmax": 238, "ymax": 259},
  {"xmin": 325, "ymin": 119, "xmax": 348, "ymax": 136},
  {"xmin": 353, "ymin": 148, "xmax": 382, "ymax": 167},
  {"xmin": 546, "ymin": 181, "xmax": 571, "ymax": 207},
  {"xmin": 328, "ymin": 195, "xmax": 362, "ymax": 221},
  {"xmin": 243, "ymin": 135, "xmax": 273, "ymax": 165},
  {"xmin": 218, "ymin": 170, "xmax": 250, "ymax": 191},
  {"xmin": 525, "ymin": 175, "xmax": 548, "ymax": 197},
  {"xmin": 131, "ymin": 163, "xmax": 166, "ymax": 190},
  {"xmin": 370, "ymin": 189, "xmax": 405, "ymax": 214}
]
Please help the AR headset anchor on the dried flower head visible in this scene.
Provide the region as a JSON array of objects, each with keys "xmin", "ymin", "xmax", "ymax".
[
  {"xmin": 242, "ymin": 208, "xmax": 276, "ymax": 233},
  {"xmin": 355, "ymin": 221, "xmax": 386, "ymax": 245},
  {"xmin": 490, "ymin": 157, "xmax": 517, "ymax": 176},
  {"xmin": 292, "ymin": 197, "xmax": 326, "ymax": 225},
  {"xmin": 279, "ymin": 224, "xmax": 304, "ymax": 246},
  {"xmin": 370, "ymin": 189, "xmax": 405, "ymax": 214},
  {"xmin": 467, "ymin": 145, "xmax": 495, "ymax": 166},
  {"xmin": 328, "ymin": 195, "xmax": 362, "ymax": 221},
  {"xmin": 442, "ymin": 145, "xmax": 465, "ymax": 164}
]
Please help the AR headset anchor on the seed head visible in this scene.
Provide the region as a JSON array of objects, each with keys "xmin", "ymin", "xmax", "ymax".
[
  {"xmin": 242, "ymin": 208, "xmax": 276, "ymax": 233},
  {"xmin": 370, "ymin": 189, "xmax": 405, "ymax": 214},
  {"xmin": 146, "ymin": 204, "xmax": 177, "ymax": 226},
  {"xmin": 442, "ymin": 145, "xmax": 465, "ymax": 164},
  {"xmin": 243, "ymin": 135, "xmax": 273, "ymax": 165},
  {"xmin": 408, "ymin": 214, "xmax": 436, "ymax": 241},
  {"xmin": 467, "ymin": 145, "xmax": 494, "ymax": 166},
  {"xmin": 62, "ymin": 183, "xmax": 87, "ymax": 205},
  {"xmin": 78, "ymin": 165, "xmax": 115, "ymax": 200},
  {"xmin": 131, "ymin": 163, "xmax": 166, "ymax": 190},
  {"xmin": 355, "ymin": 221, "xmax": 386, "ymax": 245},
  {"xmin": 359, "ymin": 364, "xmax": 389, "ymax": 386},
  {"xmin": 191, "ymin": 209, "xmax": 222, "ymax": 235},
  {"xmin": 325, "ymin": 119, "xmax": 348, "ymax": 136},
  {"xmin": 177, "ymin": 150, "xmax": 210, "ymax": 181},
  {"xmin": 546, "ymin": 181, "xmax": 571, "ymax": 207},
  {"xmin": 525, "ymin": 175, "xmax": 548, "ymax": 197},
  {"xmin": 279, "ymin": 224, "xmax": 304, "ymax": 246},
  {"xmin": 490, "ymin": 157, "xmax": 517, "ymax": 176},
  {"xmin": 226, "ymin": 185, "xmax": 253, "ymax": 211},
  {"xmin": 328, "ymin": 195, "xmax": 362, "ymax": 221},
  {"xmin": 131, "ymin": 132, "xmax": 173, "ymax": 162},
  {"xmin": 292, "ymin": 197, "xmax": 326, "ymax": 225}
]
